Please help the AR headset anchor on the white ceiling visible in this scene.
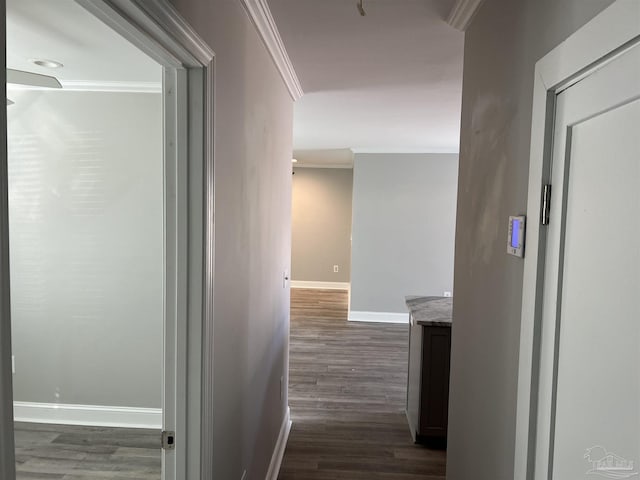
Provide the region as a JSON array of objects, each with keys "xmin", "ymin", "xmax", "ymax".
[
  {"xmin": 6, "ymin": 0, "xmax": 161, "ymax": 88},
  {"xmin": 7, "ymin": 0, "xmax": 462, "ymax": 159},
  {"xmin": 268, "ymin": 0, "xmax": 464, "ymax": 157}
]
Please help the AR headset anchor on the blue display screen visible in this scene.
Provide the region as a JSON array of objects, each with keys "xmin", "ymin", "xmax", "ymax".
[{"xmin": 511, "ymin": 219, "xmax": 520, "ymax": 248}]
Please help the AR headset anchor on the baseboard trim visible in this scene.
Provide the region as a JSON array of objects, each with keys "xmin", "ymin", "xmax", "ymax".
[
  {"xmin": 290, "ymin": 281, "xmax": 350, "ymax": 290},
  {"xmin": 265, "ymin": 406, "xmax": 292, "ymax": 480},
  {"xmin": 13, "ymin": 402, "xmax": 162, "ymax": 429},
  {"xmin": 348, "ymin": 311, "xmax": 409, "ymax": 324}
]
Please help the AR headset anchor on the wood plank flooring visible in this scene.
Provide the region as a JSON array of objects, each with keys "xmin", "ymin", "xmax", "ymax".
[
  {"xmin": 279, "ymin": 288, "xmax": 446, "ymax": 480},
  {"xmin": 14, "ymin": 422, "xmax": 161, "ymax": 480},
  {"xmin": 12, "ymin": 289, "xmax": 446, "ymax": 479}
]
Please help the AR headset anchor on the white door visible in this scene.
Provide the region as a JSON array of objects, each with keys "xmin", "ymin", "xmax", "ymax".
[{"xmin": 535, "ymin": 43, "xmax": 640, "ymax": 479}]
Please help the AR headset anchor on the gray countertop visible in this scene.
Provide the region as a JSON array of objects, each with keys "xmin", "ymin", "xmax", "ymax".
[{"xmin": 405, "ymin": 296, "xmax": 453, "ymax": 327}]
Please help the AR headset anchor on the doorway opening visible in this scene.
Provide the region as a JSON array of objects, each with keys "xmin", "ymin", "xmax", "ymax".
[
  {"xmin": 8, "ymin": 1, "xmax": 165, "ymax": 476},
  {"xmin": 1, "ymin": 1, "xmax": 215, "ymax": 479}
]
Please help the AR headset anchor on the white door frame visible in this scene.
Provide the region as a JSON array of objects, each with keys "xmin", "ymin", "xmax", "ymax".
[
  {"xmin": 0, "ymin": 1, "xmax": 216, "ymax": 479},
  {"xmin": 514, "ymin": 1, "xmax": 640, "ymax": 479}
]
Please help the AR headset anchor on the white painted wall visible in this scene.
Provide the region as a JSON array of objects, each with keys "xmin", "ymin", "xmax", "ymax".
[
  {"xmin": 167, "ymin": 1, "xmax": 294, "ymax": 478},
  {"xmin": 350, "ymin": 153, "xmax": 458, "ymax": 315},
  {"xmin": 7, "ymin": 90, "xmax": 163, "ymax": 409}
]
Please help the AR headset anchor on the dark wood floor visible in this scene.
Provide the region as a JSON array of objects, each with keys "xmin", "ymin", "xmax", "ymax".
[
  {"xmin": 14, "ymin": 422, "xmax": 161, "ymax": 480},
  {"xmin": 279, "ymin": 288, "xmax": 446, "ymax": 480},
  {"xmin": 12, "ymin": 289, "xmax": 446, "ymax": 479}
]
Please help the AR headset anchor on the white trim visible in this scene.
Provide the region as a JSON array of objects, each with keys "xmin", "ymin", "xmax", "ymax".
[
  {"xmin": 515, "ymin": 2, "xmax": 640, "ymax": 479},
  {"xmin": 351, "ymin": 147, "xmax": 459, "ymax": 154},
  {"xmin": 294, "ymin": 163, "xmax": 353, "ymax": 169},
  {"xmin": 536, "ymin": 2, "xmax": 640, "ymax": 91},
  {"xmin": 239, "ymin": 0, "xmax": 303, "ymax": 101},
  {"xmin": 290, "ymin": 281, "xmax": 350, "ymax": 290},
  {"xmin": 13, "ymin": 402, "xmax": 162, "ymax": 429},
  {"xmin": 7, "ymin": 80, "xmax": 162, "ymax": 93},
  {"xmin": 74, "ymin": 2, "xmax": 216, "ymax": 479},
  {"xmin": 137, "ymin": 1, "xmax": 215, "ymax": 65},
  {"xmin": 265, "ymin": 407, "xmax": 292, "ymax": 480},
  {"xmin": 446, "ymin": 0, "xmax": 484, "ymax": 31},
  {"xmin": 62, "ymin": 80, "xmax": 162, "ymax": 93},
  {"xmin": 348, "ymin": 311, "xmax": 409, "ymax": 324}
]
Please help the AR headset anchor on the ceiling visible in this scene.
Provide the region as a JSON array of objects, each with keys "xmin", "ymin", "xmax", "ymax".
[
  {"xmin": 6, "ymin": 0, "xmax": 462, "ymax": 162},
  {"xmin": 6, "ymin": 0, "xmax": 161, "ymax": 88},
  {"xmin": 268, "ymin": 0, "xmax": 464, "ymax": 161}
]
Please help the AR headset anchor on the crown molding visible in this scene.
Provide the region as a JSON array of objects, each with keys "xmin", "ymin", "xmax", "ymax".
[
  {"xmin": 61, "ymin": 80, "xmax": 162, "ymax": 93},
  {"xmin": 239, "ymin": 0, "xmax": 303, "ymax": 101},
  {"xmin": 7, "ymin": 80, "xmax": 162, "ymax": 93},
  {"xmin": 351, "ymin": 147, "xmax": 459, "ymax": 154},
  {"xmin": 293, "ymin": 163, "xmax": 353, "ymax": 169},
  {"xmin": 446, "ymin": 0, "xmax": 484, "ymax": 31}
]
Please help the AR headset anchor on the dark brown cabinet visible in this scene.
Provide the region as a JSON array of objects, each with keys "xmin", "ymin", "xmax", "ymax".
[{"xmin": 406, "ymin": 318, "xmax": 451, "ymax": 447}]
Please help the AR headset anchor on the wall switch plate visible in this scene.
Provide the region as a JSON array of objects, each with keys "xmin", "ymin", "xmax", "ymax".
[{"xmin": 333, "ymin": 265, "xmax": 339, "ymax": 273}]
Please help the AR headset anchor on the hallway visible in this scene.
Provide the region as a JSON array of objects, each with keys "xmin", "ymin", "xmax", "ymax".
[{"xmin": 279, "ymin": 288, "xmax": 446, "ymax": 479}]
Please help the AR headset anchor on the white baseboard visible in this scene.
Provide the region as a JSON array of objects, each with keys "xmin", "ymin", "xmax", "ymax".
[
  {"xmin": 290, "ymin": 281, "xmax": 350, "ymax": 290},
  {"xmin": 265, "ymin": 406, "xmax": 292, "ymax": 480},
  {"xmin": 348, "ymin": 311, "xmax": 409, "ymax": 324},
  {"xmin": 13, "ymin": 401, "xmax": 162, "ymax": 429}
]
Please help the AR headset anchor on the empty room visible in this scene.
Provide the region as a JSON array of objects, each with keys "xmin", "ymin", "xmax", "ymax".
[
  {"xmin": 7, "ymin": 0, "xmax": 165, "ymax": 477},
  {"xmin": 1, "ymin": 0, "xmax": 637, "ymax": 479}
]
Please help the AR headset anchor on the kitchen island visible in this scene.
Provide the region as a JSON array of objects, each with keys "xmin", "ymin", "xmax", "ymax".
[{"xmin": 405, "ymin": 296, "xmax": 452, "ymax": 447}]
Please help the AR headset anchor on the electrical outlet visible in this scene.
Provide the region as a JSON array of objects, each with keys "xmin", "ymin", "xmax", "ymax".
[
  {"xmin": 333, "ymin": 265, "xmax": 339, "ymax": 273},
  {"xmin": 443, "ymin": 291, "xmax": 452, "ymax": 297}
]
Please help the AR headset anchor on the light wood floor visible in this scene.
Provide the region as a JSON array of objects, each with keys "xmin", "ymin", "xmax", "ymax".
[
  {"xmin": 279, "ymin": 288, "xmax": 446, "ymax": 480},
  {"xmin": 14, "ymin": 422, "xmax": 160, "ymax": 480}
]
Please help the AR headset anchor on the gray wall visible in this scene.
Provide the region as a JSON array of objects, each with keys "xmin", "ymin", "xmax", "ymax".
[
  {"xmin": 168, "ymin": 1, "xmax": 294, "ymax": 479},
  {"xmin": 291, "ymin": 167, "xmax": 353, "ymax": 283},
  {"xmin": 350, "ymin": 153, "xmax": 458, "ymax": 313},
  {"xmin": 8, "ymin": 90, "xmax": 163, "ymax": 409},
  {"xmin": 447, "ymin": 0, "xmax": 616, "ymax": 478}
]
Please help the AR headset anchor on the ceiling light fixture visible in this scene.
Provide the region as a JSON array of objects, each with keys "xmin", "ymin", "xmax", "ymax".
[
  {"xmin": 30, "ymin": 59, "xmax": 64, "ymax": 69},
  {"xmin": 357, "ymin": 0, "xmax": 366, "ymax": 16}
]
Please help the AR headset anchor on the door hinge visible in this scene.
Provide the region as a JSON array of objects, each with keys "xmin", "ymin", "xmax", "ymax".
[
  {"xmin": 162, "ymin": 430, "xmax": 175, "ymax": 450},
  {"xmin": 541, "ymin": 184, "xmax": 552, "ymax": 225}
]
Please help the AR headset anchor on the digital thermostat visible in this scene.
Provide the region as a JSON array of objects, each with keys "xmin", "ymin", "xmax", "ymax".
[{"xmin": 507, "ymin": 215, "xmax": 526, "ymax": 257}]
